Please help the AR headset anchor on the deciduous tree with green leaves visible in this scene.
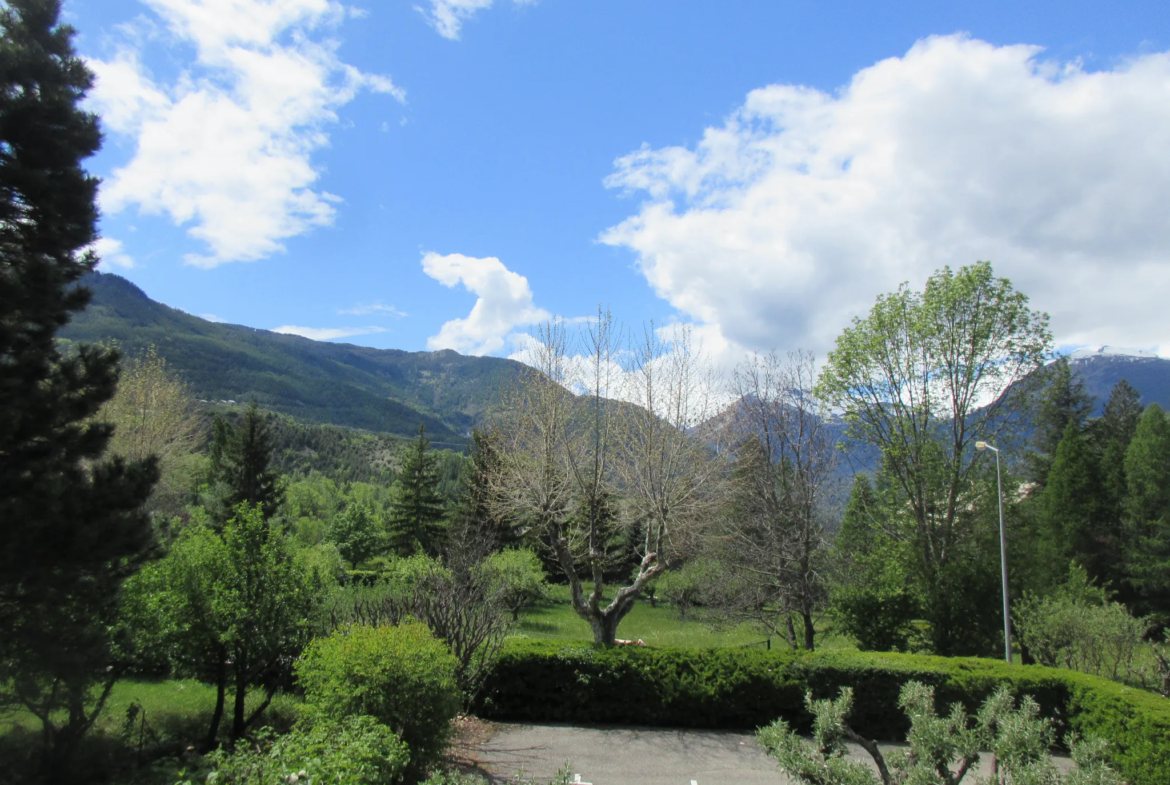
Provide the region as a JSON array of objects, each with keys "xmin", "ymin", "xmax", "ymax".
[
  {"xmin": 124, "ymin": 504, "xmax": 325, "ymax": 747},
  {"xmin": 815, "ymin": 262, "xmax": 1051, "ymax": 656}
]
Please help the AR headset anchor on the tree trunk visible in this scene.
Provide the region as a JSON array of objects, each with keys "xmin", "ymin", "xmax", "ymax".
[
  {"xmin": 802, "ymin": 610, "xmax": 816, "ymax": 651},
  {"xmin": 205, "ymin": 651, "xmax": 227, "ymax": 750},
  {"xmin": 590, "ymin": 611, "xmax": 623, "ymax": 645},
  {"xmin": 231, "ymin": 651, "xmax": 248, "ymax": 743}
]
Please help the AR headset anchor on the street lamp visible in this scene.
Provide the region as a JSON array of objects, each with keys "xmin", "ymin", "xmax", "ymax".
[{"xmin": 977, "ymin": 441, "xmax": 1012, "ymax": 664}]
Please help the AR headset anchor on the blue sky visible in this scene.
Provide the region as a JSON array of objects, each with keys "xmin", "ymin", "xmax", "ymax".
[{"xmin": 68, "ymin": 0, "xmax": 1170, "ymax": 363}]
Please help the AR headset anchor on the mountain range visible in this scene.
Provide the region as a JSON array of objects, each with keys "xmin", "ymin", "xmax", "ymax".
[
  {"xmin": 60, "ymin": 272, "xmax": 531, "ymax": 445},
  {"xmin": 61, "ymin": 274, "xmax": 1170, "ymax": 446}
]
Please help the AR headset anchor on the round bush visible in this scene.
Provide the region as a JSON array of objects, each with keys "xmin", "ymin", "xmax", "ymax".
[{"xmin": 296, "ymin": 621, "xmax": 460, "ymax": 779}]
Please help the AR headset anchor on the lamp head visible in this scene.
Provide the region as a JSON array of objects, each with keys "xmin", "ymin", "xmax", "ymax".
[{"xmin": 976, "ymin": 441, "xmax": 988, "ymax": 451}]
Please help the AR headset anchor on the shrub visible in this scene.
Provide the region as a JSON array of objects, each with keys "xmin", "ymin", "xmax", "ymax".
[
  {"xmin": 177, "ymin": 715, "xmax": 409, "ymax": 785},
  {"xmin": 475, "ymin": 640, "xmax": 1170, "ymax": 785},
  {"xmin": 758, "ymin": 681, "xmax": 1121, "ymax": 785},
  {"xmin": 296, "ymin": 622, "xmax": 460, "ymax": 780}
]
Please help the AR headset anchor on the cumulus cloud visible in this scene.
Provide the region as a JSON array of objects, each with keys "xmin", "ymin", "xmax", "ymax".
[
  {"xmin": 339, "ymin": 302, "xmax": 407, "ymax": 316},
  {"xmin": 602, "ymin": 35, "xmax": 1170, "ymax": 360},
  {"xmin": 88, "ymin": 0, "xmax": 403, "ymax": 268},
  {"xmin": 417, "ymin": 0, "xmax": 537, "ymax": 41},
  {"xmin": 90, "ymin": 237, "xmax": 135, "ymax": 269},
  {"xmin": 422, "ymin": 251, "xmax": 550, "ymax": 355},
  {"xmin": 272, "ymin": 324, "xmax": 387, "ymax": 341}
]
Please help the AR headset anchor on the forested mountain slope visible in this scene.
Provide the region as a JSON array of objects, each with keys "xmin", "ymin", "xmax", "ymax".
[{"xmin": 59, "ymin": 272, "xmax": 527, "ymax": 442}]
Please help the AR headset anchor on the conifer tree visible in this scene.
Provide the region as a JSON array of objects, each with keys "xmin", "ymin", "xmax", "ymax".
[
  {"xmin": 388, "ymin": 424, "xmax": 448, "ymax": 555},
  {"xmin": 1123, "ymin": 404, "xmax": 1170, "ymax": 617},
  {"xmin": 1092, "ymin": 380, "xmax": 1144, "ymax": 521},
  {"xmin": 1025, "ymin": 356, "xmax": 1095, "ymax": 488},
  {"xmin": 0, "ymin": 0, "xmax": 157, "ymax": 775},
  {"xmin": 207, "ymin": 401, "xmax": 283, "ymax": 523},
  {"xmin": 1038, "ymin": 421, "xmax": 1107, "ymax": 587}
]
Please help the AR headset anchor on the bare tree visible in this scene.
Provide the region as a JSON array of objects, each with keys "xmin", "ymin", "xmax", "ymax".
[
  {"xmin": 621, "ymin": 323, "xmax": 726, "ymax": 576},
  {"xmin": 711, "ymin": 350, "xmax": 837, "ymax": 650},
  {"xmin": 493, "ymin": 316, "xmax": 725, "ymax": 644}
]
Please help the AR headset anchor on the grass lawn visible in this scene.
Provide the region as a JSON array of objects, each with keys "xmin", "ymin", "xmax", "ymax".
[
  {"xmin": 0, "ymin": 680, "xmax": 300, "ymax": 783},
  {"xmin": 513, "ymin": 584, "xmax": 857, "ymax": 651}
]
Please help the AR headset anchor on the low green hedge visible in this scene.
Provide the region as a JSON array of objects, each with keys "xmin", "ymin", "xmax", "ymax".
[{"xmin": 475, "ymin": 640, "xmax": 1170, "ymax": 785}]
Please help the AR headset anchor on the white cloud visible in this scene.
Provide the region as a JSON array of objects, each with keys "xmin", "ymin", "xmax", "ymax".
[
  {"xmin": 416, "ymin": 0, "xmax": 536, "ymax": 41},
  {"xmin": 88, "ymin": 0, "xmax": 404, "ymax": 268},
  {"xmin": 200, "ymin": 313, "xmax": 225, "ymax": 322},
  {"xmin": 90, "ymin": 236, "xmax": 135, "ymax": 269},
  {"xmin": 272, "ymin": 324, "xmax": 387, "ymax": 341},
  {"xmin": 602, "ymin": 35, "xmax": 1170, "ymax": 361},
  {"xmin": 422, "ymin": 251, "xmax": 550, "ymax": 355},
  {"xmin": 340, "ymin": 302, "xmax": 407, "ymax": 316}
]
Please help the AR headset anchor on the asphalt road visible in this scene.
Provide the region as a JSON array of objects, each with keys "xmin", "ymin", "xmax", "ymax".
[
  {"xmin": 461, "ymin": 722, "xmax": 1077, "ymax": 785},
  {"xmin": 466, "ymin": 723, "xmax": 787, "ymax": 785}
]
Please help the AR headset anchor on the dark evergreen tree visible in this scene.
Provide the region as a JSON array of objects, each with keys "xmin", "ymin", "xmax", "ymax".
[
  {"xmin": 451, "ymin": 427, "xmax": 519, "ymax": 549},
  {"xmin": 0, "ymin": 1, "xmax": 157, "ymax": 776},
  {"xmin": 1091, "ymin": 379, "xmax": 1144, "ymax": 520},
  {"xmin": 1025, "ymin": 356, "xmax": 1095, "ymax": 488},
  {"xmin": 207, "ymin": 401, "xmax": 283, "ymax": 522},
  {"xmin": 1038, "ymin": 421, "xmax": 1108, "ymax": 587},
  {"xmin": 1123, "ymin": 404, "xmax": 1170, "ymax": 618},
  {"xmin": 388, "ymin": 424, "xmax": 447, "ymax": 555}
]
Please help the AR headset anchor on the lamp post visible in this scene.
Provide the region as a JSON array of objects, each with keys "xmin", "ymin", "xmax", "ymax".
[{"xmin": 977, "ymin": 441, "xmax": 1012, "ymax": 664}]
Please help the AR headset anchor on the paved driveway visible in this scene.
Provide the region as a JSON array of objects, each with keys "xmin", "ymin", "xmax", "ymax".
[
  {"xmin": 458, "ymin": 721, "xmax": 1076, "ymax": 785},
  {"xmin": 464, "ymin": 723, "xmax": 786, "ymax": 785}
]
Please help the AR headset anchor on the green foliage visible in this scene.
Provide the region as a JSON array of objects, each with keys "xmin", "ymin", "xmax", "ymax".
[
  {"xmin": 815, "ymin": 262, "xmax": 1050, "ymax": 656},
  {"xmin": 830, "ymin": 475, "xmax": 920, "ymax": 652},
  {"xmin": 0, "ymin": 1, "xmax": 160, "ymax": 777},
  {"xmin": 484, "ymin": 549, "xmax": 549, "ymax": 620},
  {"xmin": 1124, "ymin": 404, "xmax": 1170, "ymax": 618},
  {"xmin": 123, "ymin": 505, "xmax": 326, "ymax": 744},
  {"xmin": 476, "ymin": 640, "xmax": 1170, "ymax": 785},
  {"xmin": 655, "ymin": 559, "xmax": 718, "ymax": 621},
  {"xmin": 1026, "ymin": 356, "xmax": 1096, "ymax": 488},
  {"xmin": 207, "ymin": 401, "xmax": 284, "ymax": 524},
  {"xmin": 178, "ymin": 715, "xmax": 409, "ymax": 785},
  {"xmin": 296, "ymin": 623, "xmax": 461, "ymax": 779},
  {"xmin": 1039, "ymin": 421, "xmax": 1109, "ymax": 587},
  {"xmin": 327, "ymin": 503, "xmax": 384, "ymax": 567},
  {"xmin": 388, "ymin": 425, "xmax": 449, "ymax": 556},
  {"xmin": 759, "ymin": 681, "xmax": 1120, "ymax": 785},
  {"xmin": 1014, "ymin": 565, "xmax": 1150, "ymax": 683},
  {"xmin": 756, "ymin": 688, "xmax": 876, "ymax": 785}
]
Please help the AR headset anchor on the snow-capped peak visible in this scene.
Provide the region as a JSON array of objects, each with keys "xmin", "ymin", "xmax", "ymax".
[{"xmin": 1069, "ymin": 345, "xmax": 1160, "ymax": 361}]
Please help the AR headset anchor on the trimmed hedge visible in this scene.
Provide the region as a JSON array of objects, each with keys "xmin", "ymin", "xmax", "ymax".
[{"xmin": 475, "ymin": 640, "xmax": 1170, "ymax": 785}]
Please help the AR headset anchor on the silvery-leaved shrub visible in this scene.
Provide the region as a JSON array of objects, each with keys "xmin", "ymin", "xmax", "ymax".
[{"xmin": 757, "ymin": 680, "xmax": 1121, "ymax": 785}]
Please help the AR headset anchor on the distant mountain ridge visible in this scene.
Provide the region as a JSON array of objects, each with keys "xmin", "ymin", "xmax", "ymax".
[
  {"xmin": 60, "ymin": 272, "xmax": 531, "ymax": 443},
  {"xmin": 1066, "ymin": 346, "xmax": 1170, "ymax": 412}
]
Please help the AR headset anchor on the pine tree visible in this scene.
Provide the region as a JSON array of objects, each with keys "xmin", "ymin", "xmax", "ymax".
[
  {"xmin": 207, "ymin": 401, "xmax": 283, "ymax": 523},
  {"xmin": 1123, "ymin": 404, "xmax": 1170, "ymax": 617},
  {"xmin": 451, "ymin": 427, "xmax": 518, "ymax": 549},
  {"xmin": 1025, "ymin": 356, "xmax": 1095, "ymax": 488},
  {"xmin": 1038, "ymin": 421, "xmax": 1107, "ymax": 587},
  {"xmin": 0, "ymin": 1, "xmax": 157, "ymax": 775},
  {"xmin": 388, "ymin": 424, "xmax": 448, "ymax": 555},
  {"xmin": 1091, "ymin": 379, "xmax": 1144, "ymax": 519}
]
